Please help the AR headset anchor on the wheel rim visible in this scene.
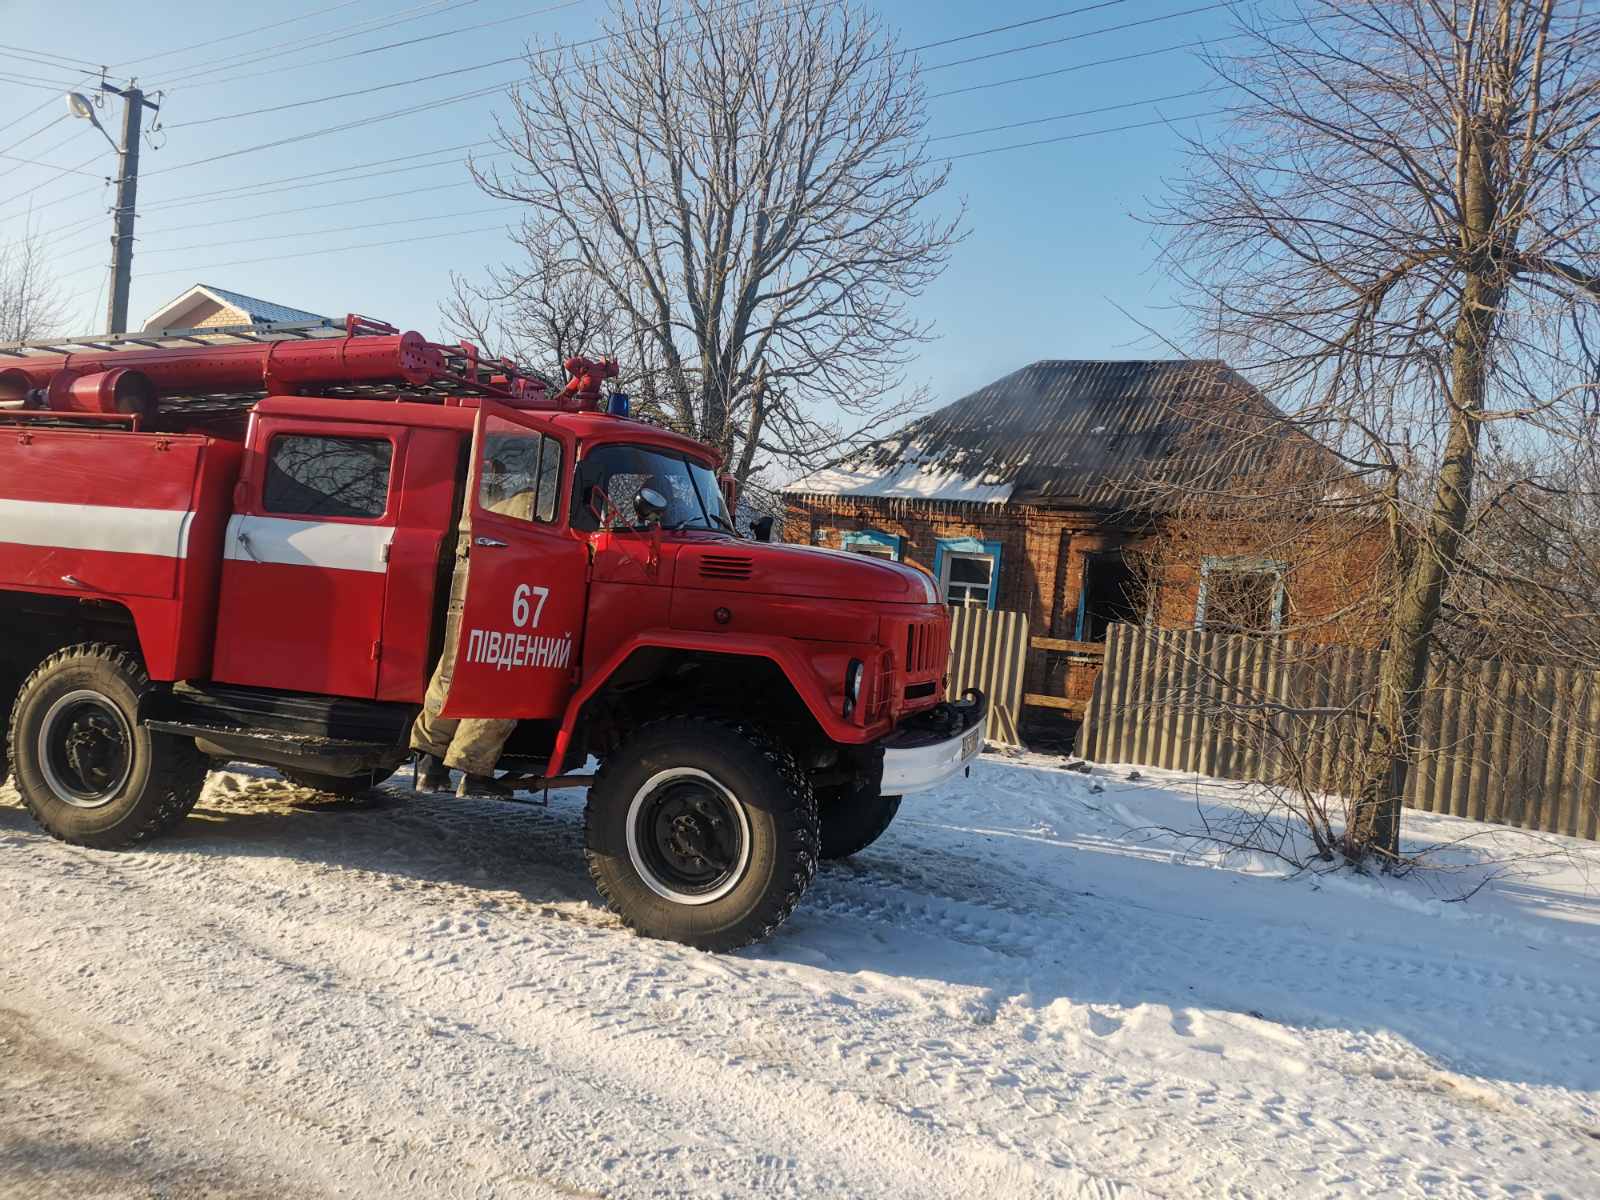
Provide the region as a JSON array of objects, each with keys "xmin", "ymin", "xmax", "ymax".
[
  {"xmin": 37, "ymin": 689, "xmax": 134, "ymax": 809},
  {"xmin": 625, "ymin": 768, "xmax": 751, "ymax": 905}
]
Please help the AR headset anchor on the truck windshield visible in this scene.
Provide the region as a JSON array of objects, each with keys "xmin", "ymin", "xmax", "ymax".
[{"xmin": 573, "ymin": 443, "xmax": 732, "ymax": 534}]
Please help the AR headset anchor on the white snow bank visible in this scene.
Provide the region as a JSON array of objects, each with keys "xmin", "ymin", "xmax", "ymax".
[{"xmin": 2, "ymin": 754, "xmax": 1597, "ymax": 1198}]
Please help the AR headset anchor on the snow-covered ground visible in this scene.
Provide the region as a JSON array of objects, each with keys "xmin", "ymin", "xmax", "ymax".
[{"xmin": 2, "ymin": 752, "xmax": 1597, "ymax": 1199}]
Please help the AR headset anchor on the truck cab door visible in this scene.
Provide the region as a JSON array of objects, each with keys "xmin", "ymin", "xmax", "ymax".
[
  {"xmin": 439, "ymin": 402, "xmax": 586, "ymax": 720},
  {"xmin": 212, "ymin": 418, "xmax": 403, "ymax": 698}
]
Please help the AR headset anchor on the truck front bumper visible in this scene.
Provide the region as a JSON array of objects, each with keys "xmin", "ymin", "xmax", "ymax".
[{"xmin": 879, "ymin": 690, "xmax": 987, "ymax": 795}]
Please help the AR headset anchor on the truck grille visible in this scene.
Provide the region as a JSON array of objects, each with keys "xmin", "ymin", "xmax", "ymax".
[
  {"xmin": 698, "ymin": 554, "xmax": 753, "ymax": 581},
  {"xmin": 905, "ymin": 620, "xmax": 940, "ymax": 674}
]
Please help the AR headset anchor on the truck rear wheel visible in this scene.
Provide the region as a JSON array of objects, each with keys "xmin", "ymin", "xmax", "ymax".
[
  {"xmin": 817, "ymin": 780, "xmax": 902, "ymax": 860},
  {"xmin": 584, "ymin": 718, "xmax": 818, "ymax": 951},
  {"xmin": 7, "ymin": 645, "xmax": 209, "ymax": 848}
]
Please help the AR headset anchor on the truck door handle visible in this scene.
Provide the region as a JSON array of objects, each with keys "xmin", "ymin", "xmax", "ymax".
[{"xmin": 475, "ymin": 536, "xmax": 508, "ymax": 549}]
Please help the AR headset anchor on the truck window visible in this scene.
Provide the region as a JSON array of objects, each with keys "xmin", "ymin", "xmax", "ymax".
[
  {"xmin": 572, "ymin": 443, "xmax": 731, "ymax": 533},
  {"xmin": 480, "ymin": 416, "xmax": 562, "ymax": 524},
  {"xmin": 263, "ymin": 435, "xmax": 393, "ymax": 519}
]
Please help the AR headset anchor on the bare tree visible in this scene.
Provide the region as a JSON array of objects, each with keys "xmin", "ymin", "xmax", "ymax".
[
  {"xmin": 471, "ymin": 0, "xmax": 961, "ymax": 485},
  {"xmin": 1154, "ymin": 0, "xmax": 1600, "ymax": 861},
  {"xmin": 0, "ymin": 230, "xmax": 68, "ymax": 343},
  {"xmin": 440, "ymin": 236, "xmax": 683, "ymax": 429}
]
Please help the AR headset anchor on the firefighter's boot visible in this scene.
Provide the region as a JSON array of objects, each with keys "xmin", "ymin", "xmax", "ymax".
[
  {"xmin": 456, "ymin": 773, "xmax": 514, "ymax": 800},
  {"xmin": 415, "ymin": 753, "xmax": 452, "ymax": 793}
]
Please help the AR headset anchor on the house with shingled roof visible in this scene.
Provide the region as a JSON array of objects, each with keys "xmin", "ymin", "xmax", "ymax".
[
  {"xmin": 783, "ymin": 359, "xmax": 1374, "ymax": 736},
  {"xmin": 142, "ymin": 284, "xmax": 335, "ymax": 335}
]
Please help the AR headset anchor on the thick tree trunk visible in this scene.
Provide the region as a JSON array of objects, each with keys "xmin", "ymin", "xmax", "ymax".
[
  {"xmin": 1352, "ymin": 116, "xmax": 1504, "ymax": 862},
  {"xmin": 1356, "ymin": 378, "xmax": 1484, "ymax": 858}
]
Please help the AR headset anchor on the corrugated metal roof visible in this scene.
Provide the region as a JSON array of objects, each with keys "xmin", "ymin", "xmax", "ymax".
[{"xmin": 787, "ymin": 359, "xmax": 1291, "ymax": 509}]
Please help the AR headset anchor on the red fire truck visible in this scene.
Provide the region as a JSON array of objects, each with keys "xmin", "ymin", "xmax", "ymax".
[{"xmin": 0, "ymin": 316, "xmax": 983, "ymax": 949}]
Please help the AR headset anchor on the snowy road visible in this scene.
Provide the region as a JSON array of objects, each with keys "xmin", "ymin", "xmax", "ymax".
[{"xmin": 2, "ymin": 755, "xmax": 1597, "ymax": 1198}]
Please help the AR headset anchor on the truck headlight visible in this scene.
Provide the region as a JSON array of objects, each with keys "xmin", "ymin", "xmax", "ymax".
[{"xmin": 843, "ymin": 659, "xmax": 865, "ymax": 719}]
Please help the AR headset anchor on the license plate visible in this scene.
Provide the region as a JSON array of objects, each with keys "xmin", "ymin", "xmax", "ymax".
[{"xmin": 961, "ymin": 726, "xmax": 981, "ymax": 760}]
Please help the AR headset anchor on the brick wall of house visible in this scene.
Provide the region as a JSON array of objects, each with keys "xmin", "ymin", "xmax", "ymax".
[
  {"xmin": 196, "ymin": 307, "xmax": 246, "ymax": 329},
  {"xmin": 784, "ymin": 494, "xmax": 1129, "ymax": 637},
  {"xmin": 784, "ymin": 494, "xmax": 1387, "ymax": 738},
  {"xmin": 1140, "ymin": 518, "xmax": 1388, "ymax": 648}
]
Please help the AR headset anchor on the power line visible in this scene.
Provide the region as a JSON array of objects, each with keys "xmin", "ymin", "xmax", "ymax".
[
  {"xmin": 171, "ymin": 0, "xmax": 1170, "ymax": 128},
  {"xmin": 0, "ymin": 126, "xmax": 94, "ymax": 184},
  {"xmin": 0, "ymin": 72, "xmax": 83, "ymax": 93},
  {"xmin": 909, "ymin": 0, "xmax": 1133, "ymax": 53},
  {"xmin": 942, "ymin": 107, "xmax": 1229, "ymax": 161},
  {"xmin": 148, "ymin": 0, "xmax": 490, "ymax": 90},
  {"xmin": 927, "ymin": 86, "xmax": 1226, "ymax": 141},
  {"xmin": 0, "ymin": 114, "xmax": 67, "ymax": 162},
  {"xmin": 925, "ymin": 1, "xmax": 1232, "ymax": 71},
  {"xmin": 0, "ymin": 150, "xmax": 102, "ymax": 176},
  {"xmin": 168, "ymin": 53, "xmax": 526, "ymax": 129},
  {"xmin": 35, "ymin": 145, "xmax": 507, "ymax": 255},
  {"xmin": 169, "ymin": 0, "xmax": 588, "ymax": 93},
  {"xmin": 0, "ymin": 43, "xmax": 101, "ymax": 73},
  {"xmin": 0, "ymin": 149, "xmax": 102, "ymax": 220},
  {"xmin": 57, "ymin": 205, "xmax": 512, "ymax": 277},
  {"xmin": 139, "ymin": 141, "xmax": 493, "ymax": 211},
  {"xmin": 119, "ymin": 0, "xmax": 371, "ymax": 67},
  {"xmin": 0, "ymin": 71, "xmax": 98, "ymax": 140},
  {"xmin": 134, "ymin": 221, "xmax": 511, "ymax": 280},
  {"xmin": 51, "ymin": 184, "xmax": 496, "ymax": 260},
  {"xmin": 156, "ymin": 0, "xmax": 760, "ymax": 122},
  {"xmin": 929, "ymin": 34, "xmax": 1227, "ymax": 99}
]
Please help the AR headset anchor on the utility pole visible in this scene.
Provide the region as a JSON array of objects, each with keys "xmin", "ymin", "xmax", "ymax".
[{"xmin": 101, "ymin": 82, "xmax": 152, "ymax": 335}]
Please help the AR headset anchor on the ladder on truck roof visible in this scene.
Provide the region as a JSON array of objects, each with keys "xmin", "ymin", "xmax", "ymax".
[
  {"xmin": 0, "ymin": 314, "xmax": 551, "ymax": 430},
  {"xmin": 0, "ymin": 317, "xmax": 352, "ymax": 358}
]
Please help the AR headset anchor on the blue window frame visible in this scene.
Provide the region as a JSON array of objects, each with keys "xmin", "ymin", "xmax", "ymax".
[
  {"xmin": 841, "ymin": 529, "xmax": 902, "ymax": 560},
  {"xmin": 1195, "ymin": 555, "xmax": 1287, "ymax": 632},
  {"xmin": 933, "ymin": 537, "xmax": 1002, "ymax": 609}
]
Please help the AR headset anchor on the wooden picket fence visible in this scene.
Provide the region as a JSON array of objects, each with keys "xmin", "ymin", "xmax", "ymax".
[
  {"xmin": 946, "ymin": 606, "xmax": 1029, "ymax": 747},
  {"xmin": 1080, "ymin": 623, "xmax": 1600, "ymax": 840}
]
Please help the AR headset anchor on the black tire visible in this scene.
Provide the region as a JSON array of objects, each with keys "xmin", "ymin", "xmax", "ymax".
[
  {"xmin": 584, "ymin": 717, "xmax": 818, "ymax": 951},
  {"xmin": 0, "ymin": 667, "xmax": 18, "ymax": 785},
  {"xmin": 8, "ymin": 644, "xmax": 209, "ymax": 848},
  {"xmin": 278, "ymin": 767, "xmax": 395, "ymax": 798},
  {"xmin": 817, "ymin": 779, "xmax": 902, "ymax": 860}
]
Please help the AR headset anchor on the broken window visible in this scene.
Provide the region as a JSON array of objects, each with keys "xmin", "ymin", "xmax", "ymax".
[
  {"xmin": 1196, "ymin": 556, "xmax": 1287, "ymax": 632},
  {"xmin": 1076, "ymin": 552, "xmax": 1140, "ymax": 641},
  {"xmin": 842, "ymin": 529, "xmax": 902, "ymax": 560}
]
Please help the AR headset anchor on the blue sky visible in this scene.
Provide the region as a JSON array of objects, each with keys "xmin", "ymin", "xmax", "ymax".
[{"xmin": 0, "ymin": 0, "xmax": 1233, "ymax": 405}]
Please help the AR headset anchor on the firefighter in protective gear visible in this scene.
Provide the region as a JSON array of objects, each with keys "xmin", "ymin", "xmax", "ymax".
[{"xmin": 410, "ymin": 457, "xmax": 537, "ymax": 798}]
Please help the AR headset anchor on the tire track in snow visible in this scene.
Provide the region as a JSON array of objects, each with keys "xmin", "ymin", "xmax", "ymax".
[
  {"xmin": 0, "ymin": 785, "xmax": 1129, "ymax": 1200},
  {"xmin": 3, "ymin": 774, "xmax": 1596, "ymax": 1198}
]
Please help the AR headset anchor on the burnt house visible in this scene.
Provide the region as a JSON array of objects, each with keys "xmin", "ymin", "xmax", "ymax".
[{"xmin": 783, "ymin": 359, "xmax": 1369, "ymax": 724}]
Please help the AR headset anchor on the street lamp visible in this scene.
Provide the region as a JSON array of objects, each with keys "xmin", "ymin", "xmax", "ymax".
[{"xmin": 65, "ymin": 92, "xmax": 117, "ymax": 152}]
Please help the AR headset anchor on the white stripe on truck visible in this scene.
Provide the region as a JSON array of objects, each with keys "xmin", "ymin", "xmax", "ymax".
[
  {"xmin": 0, "ymin": 497, "xmax": 194, "ymax": 559},
  {"xmin": 223, "ymin": 514, "xmax": 392, "ymax": 574}
]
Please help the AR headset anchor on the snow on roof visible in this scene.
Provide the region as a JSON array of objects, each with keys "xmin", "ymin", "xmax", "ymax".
[
  {"xmin": 788, "ymin": 449, "xmax": 1015, "ymax": 504},
  {"xmin": 786, "ymin": 359, "xmax": 1291, "ymax": 509}
]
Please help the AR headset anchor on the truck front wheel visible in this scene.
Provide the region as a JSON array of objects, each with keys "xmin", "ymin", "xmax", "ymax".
[
  {"xmin": 7, "ymin": 645, "xmax": 209, "ymax": 848},
  {"xmin": 584, "ymin": 718, "xmax": 819, "ymax": 951},
  {"xmin": 817, "ymin": 780, "xmax": 902, "ymax": 860}
]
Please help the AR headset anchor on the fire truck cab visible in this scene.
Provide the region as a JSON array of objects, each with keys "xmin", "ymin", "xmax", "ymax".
[{"xmin": 0, "ymin": 317, "xmax": 984, "ymax": 950}]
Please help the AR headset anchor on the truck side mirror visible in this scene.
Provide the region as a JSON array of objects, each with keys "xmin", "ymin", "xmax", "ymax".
[{"xmin": 752, "ymin": 515, "xmax": 774, "ymax": 543}]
